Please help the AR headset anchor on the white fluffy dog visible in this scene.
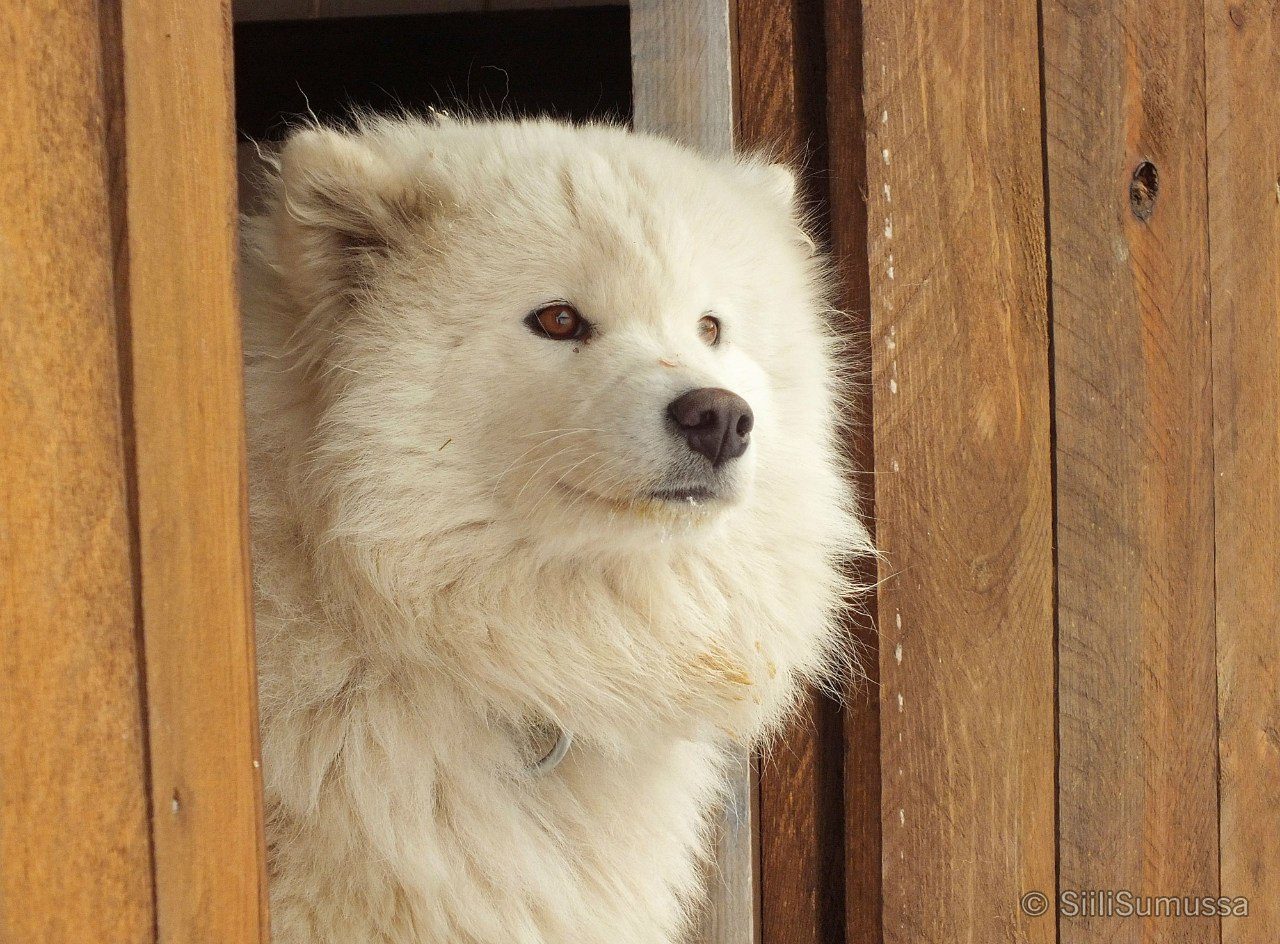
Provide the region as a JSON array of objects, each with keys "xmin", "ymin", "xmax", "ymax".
[{"xmin": 241, "ymin": 115, "xmax": 870, "ymax": 944}]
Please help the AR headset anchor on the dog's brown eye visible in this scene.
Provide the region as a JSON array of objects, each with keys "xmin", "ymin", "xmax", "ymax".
[
  {"xmin": 528, "ymin": 303, "xmax": 588, "ymax": 341},
  {"xmin": 698, "ymin": 314, "xmax": 721, "ymax": 346}
]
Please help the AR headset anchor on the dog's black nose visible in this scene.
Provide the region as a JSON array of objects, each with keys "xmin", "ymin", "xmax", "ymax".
[{"xmin": 667, "ymin": 387, "xmax": 754, "ymax": 467}]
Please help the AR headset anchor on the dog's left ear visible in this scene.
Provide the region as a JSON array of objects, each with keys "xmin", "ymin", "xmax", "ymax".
[
  {"xmin": 737, "ymin": 160, "xmax": 816, "ymax": 251},
  {"xmin": 273, "ymin": 126, "xmax": 436, "ymax": 312},
  {"xmin": 743, "ymin": 161, "xmax": 799, "ymax": 211}
]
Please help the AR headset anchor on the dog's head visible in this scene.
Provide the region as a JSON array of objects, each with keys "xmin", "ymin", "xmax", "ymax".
[{"xmin": 262, "ymin": 117, "xmax": 853, "ymax": 558}]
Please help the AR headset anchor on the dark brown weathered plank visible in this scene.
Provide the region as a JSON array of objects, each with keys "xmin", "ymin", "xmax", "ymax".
[
  {"xmin": 0, "ymin": 1, "xmax": 155, "ymax": 940},
  {"xmin": 735, "ymin": 2, "xmax": 857, "ymax": 942},
  {"xmin": 1205, "ymin": 1, "xmax": 1280, "ymax": 940},
  {"xmin": 820, "ymin": 2, "xmax": 881, "ymax": 941},
  {"xmin": 1042, "ymin": 2, "xmax": 1221, "ymax": 942},
  {"xmin": 862, "ymin": 2, "xmax": 1058, "ymax": 942}
]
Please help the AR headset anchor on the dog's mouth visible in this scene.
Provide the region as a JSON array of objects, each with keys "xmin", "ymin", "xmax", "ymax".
[
  {"xmin": 556, "ymin": 483, "xmax": 732, "ymax": 516},
  {"xmin": 646, "ymin": 486, "xmax": 720, "ymax": 504}
]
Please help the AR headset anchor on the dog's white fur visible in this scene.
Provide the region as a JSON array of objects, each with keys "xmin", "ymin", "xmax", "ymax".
[{"xmin": 242, "ymin": 115, "xmax": 871, "ymax": 944}]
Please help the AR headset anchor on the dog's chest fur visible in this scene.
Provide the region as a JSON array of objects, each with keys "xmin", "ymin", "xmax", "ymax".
[
  {"xmin": 259, "ymin": 625, "xmax": 723, "ymax": 943},
  {"xmin": 247, "ymin": 436, "xmax": 834, "ymax": 943},
  {"xmin": 252, "ymin": 513, "xmax": 765, "ymax": 944}
]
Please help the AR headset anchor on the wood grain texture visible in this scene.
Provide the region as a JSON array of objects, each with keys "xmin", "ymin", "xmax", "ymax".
[
  {"xmin": 631, "ymin": 0, "xmax": 734, "ymax": 155},
  {"xmin": 0, "ymin": 1, "xmax": 156, "ymax": 940},
  {"xmin": 630, "ymin": 3, "xmax": 751, "ymax": 941},
  {"xmin": 1042, "ymin": 3, "xmax": 1221, "ymax": 942},
  {"xmin": 119, "ymin": 1, "xmax": 269, "ymax": 941},
  {"xmin": 820, "ymin": 2, "xmax": 881, "ymax": 942},
  {"xmin": 862, "ymin": 1, "xmax": 1057, "ymax": 942},
  {"xmin": 1205, "ymin": 0, "xmax": 1280, "ymax": 939}
]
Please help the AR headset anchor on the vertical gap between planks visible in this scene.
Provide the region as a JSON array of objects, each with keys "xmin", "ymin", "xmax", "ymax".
[
  {"xmin": 97, "ymin": 1, "xmax": 162, "ymax": 939},
  {"xmin": 1204, "ymin": 0, "xmax": 1280, "ymax": 938},
  {"xmin": 1199, "ymin": 3, "xmax": 1225, "ymax": 940},
  {"xmin": 1032, "ymin": 0, "xmax": 1063, "ymax": 941}
]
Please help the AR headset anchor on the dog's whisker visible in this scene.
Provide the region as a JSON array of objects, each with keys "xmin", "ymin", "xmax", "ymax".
[
  {"xmin": 556, "ymin": 458, "xmax": 632, "ymax": 516},
  {"xmin": 512, "ymin": 445, "xmax": 590, "ymax": 504},
  {"xmin": 524, "ymin": 452, "xmax": 602, "ymax": 520},
  {"xmin": 517, "ymin": 426, "xmax": 607, "ymax": 439},
  {"xmin": 542, "ymin": 461, "xmax": 617, "ymax": 520},
  {"xmin": 479, "ymin": 431, "xmax": 596, "ymax": 491}
]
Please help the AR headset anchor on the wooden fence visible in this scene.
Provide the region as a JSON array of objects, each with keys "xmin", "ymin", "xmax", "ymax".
[
  {"xmin": 3, "ymin": 1, "xmax": 1277, "ymax": 943},
  {"xmin": 748, "ymin": 2, "xmax": 1279, "ymax": 942}
]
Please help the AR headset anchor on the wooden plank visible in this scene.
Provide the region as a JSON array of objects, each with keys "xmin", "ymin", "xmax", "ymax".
[
  {"xmin": 119, "ymin": 1, "xmax": 269, "ymax": 941},
  {"xmin": 631, "ymin": 4, "xmax": 751, "ymax": 941},
  {"xmin": 819, "ymin": 1, "xmax": 881, "ymax": 942},
  {"xmin": 1042, "ymin": 3, "xmax": 1221, "ymax": 942},
  {"xmin": 862, "ymin": 1, "xmax": 1057, "ymax": 942},
  {"xmin": 1205, "ymin": 1, "xmax": 1280, "ymax": 940},
  {"xmin": 0, "ymin": 1, "xmax": 156, "ymax": 941},
  {"xmin": 631, "ymin": 0, "xmax": 734, "ymax": 155},
  {"xmin": 734, "ymin": 1, "xmax": 869, "ymax": 942},
  {"xmin": 699, "ymin": 764, "xmax": 761, "ymax": 944},
  {"xmin": 757, "ymin": 694, "xmax": 846, "ymax": 944}
]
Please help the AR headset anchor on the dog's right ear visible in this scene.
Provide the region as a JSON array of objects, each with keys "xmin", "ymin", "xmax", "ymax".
[{"xmin": 273, "ymin": 127, "xmax": 430, "ymax": 311}]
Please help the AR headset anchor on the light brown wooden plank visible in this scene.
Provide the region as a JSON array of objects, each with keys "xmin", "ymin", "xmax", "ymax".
[
  {"xmin": 631, "ymin": 0, "xmax": 734, "ymax": 155},
  {"xmin": 1042, "ymin": 3, "xmax": 1221, "ymax": 942},
  {"xmin": 1205, "ymin": 1, "xmax": 1280, "ymax": 939},
  {"xmin": 631, "ymin": 4, "xmax": 752, "ymax": 941},
  {"xmin": 119, "ymin": 1, "xmax": 269, "ymax": 941},
  {"xmin": 0, "ymin": 1, "xmax": 156, "ymax": 940},
  {"xmin": 697, "ymin": 763, "xmax": 761, "ymax": 944},
  {"xmin": 862, "ymin": 1, "xmax": 1057, "ymax": 941}
]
